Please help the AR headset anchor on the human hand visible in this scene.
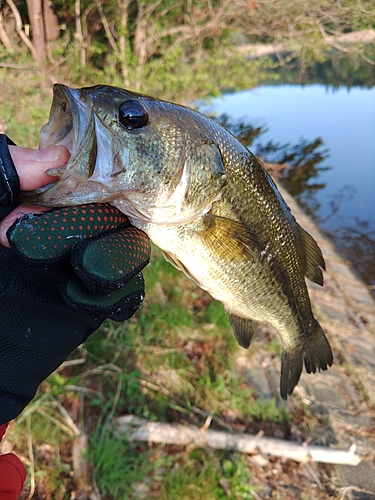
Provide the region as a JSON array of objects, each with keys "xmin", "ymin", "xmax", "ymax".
[
  {"xmin": 0, "ymin": 134, "xmax": 68, "ymax": 230},
  {"xmin": 0, "ymin": 134, "xmax": 150, "ymax": 425}
]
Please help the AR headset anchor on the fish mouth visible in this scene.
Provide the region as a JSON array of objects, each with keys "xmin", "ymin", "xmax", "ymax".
[{"xmin": 25, "ymin": 84, "xmax": 111, "ymax": 205}]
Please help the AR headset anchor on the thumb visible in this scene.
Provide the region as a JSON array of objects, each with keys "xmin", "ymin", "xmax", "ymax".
[{"xmin": 9, "ymin": 145, "xmax": 70, "ymax": 191}]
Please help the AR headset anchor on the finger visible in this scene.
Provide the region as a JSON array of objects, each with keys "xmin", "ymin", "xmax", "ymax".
[
  {"xmin": 9, "ymin": 145, "xmax": 70, "ymax": 191},
  {"xmin": 0, "ymin": 204, "xmax": 49, "ymax": 247},
  {"xmin": 6, "ymin": 203, "xmax": 130, "ymax": 259},
  {"xmin": 64, "ymin": 272, "xmax": 145, "ymax": 322},
  {"xmin": 72, "ymin": 225, "xmax": 151, "ymax": 294}
]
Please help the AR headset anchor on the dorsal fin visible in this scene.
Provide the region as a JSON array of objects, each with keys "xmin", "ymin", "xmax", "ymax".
[
  {"xmin": 229, "ymin": 314, "xmax": 259, "ymax": 349},
  {"xmin": 297, "ymin": 223, "xmax": 325, "ymax": 286}
]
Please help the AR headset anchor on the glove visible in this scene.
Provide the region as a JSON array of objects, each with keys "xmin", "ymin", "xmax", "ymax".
[
  {"xmin": 7, "ymin": 203, "xmax": 150, "ymax": 319},
  {"xmin": 0, "ymin": 134, "xmax": 151, "ymax": 424}
]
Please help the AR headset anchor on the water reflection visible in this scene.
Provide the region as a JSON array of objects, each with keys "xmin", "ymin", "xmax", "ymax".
[
  {"xmin": 326, "ymin": 219, "xmax": 375, "ymax": 290},
  {"xmin": 256, "ymin": 137, "xmax": 329, "ymax": 218},
  {"xmin": 217, "ymin": 113, "xmax": 330, "ymax": 216},
  {"xmin": 217, "ymin": 113, "xmax": 264, "ymax": 146},
  {"xmin": 266, "ymin": 49, "xmax": 375, "ymax": 88}
]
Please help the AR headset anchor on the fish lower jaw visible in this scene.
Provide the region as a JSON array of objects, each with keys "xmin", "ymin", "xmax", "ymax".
[{"xmin": 34, "ymin": 178, "xmax": 117, "ymax": 206}]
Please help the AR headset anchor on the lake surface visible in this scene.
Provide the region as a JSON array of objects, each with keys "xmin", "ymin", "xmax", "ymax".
[{"xmin": 199, "ymin": 84, "xmax": 375, "ymax": 288}]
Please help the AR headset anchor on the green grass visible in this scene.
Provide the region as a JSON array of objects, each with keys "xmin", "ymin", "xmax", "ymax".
[
  {"xmin": 0, "ymin": 68, "xmax": 52, "ymax": 146},
  {"xmin": 90, "ymin": 418, "xmax": 156, "ymax": 499},
  {"xmin": 90, "ymin": 425, "xmax": 260, "ymax": 500},
  {"xmin": 158, "ymin": 448, "xmax": 258, "ymax": 500},
  {"xmin": 11, "ymin": 397, "xmax": 75, "ymax": 499}
]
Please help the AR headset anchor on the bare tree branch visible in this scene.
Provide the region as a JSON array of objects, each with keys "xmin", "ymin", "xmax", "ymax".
[
  {"xmin": 5, "ymin": 0, "xmax": 37, "ymax": 60},
  {"xmin": 26, "ymin": 0, "xmax": 47, "ymax": 64},
  {"xmin": 0, "ymin": 7, "xmax": 13, "ymax": 51},
  {"xmin": 94, "ymin": 0, "xmax": 118, "ymax": 54}
]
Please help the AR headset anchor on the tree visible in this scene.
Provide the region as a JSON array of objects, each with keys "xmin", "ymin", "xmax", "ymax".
[
  {"xmin": 0, "ymin": 0, "xmax": 373, "ymax": 99},
  {"xmin": 26, "ymin": 0, "xmax": 46, "ymax": 64},
  {"xmin": 1, "ymin": 0, "xmax": 59, "ymax": 65}
]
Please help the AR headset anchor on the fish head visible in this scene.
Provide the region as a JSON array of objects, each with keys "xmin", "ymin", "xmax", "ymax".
[{"xmin": 34, "ymin": 84, "xmax": 227, "ymax": 225}]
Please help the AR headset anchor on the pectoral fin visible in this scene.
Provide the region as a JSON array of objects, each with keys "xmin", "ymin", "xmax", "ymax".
[
  {"xmin": 229, "ymin": 314, "xmax": 259, "ymax": 348},
  {"xmin": 297, "ymin": 223, "xmax": 325, "ymax": 286},
  {"xmin": 199, "ymin": 214, "xmax": 262, "ymax": 262}
]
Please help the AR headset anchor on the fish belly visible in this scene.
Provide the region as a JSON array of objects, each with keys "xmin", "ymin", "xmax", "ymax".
[{"xmin": 141, "ymin": 220, "xmax": 302, "ymax": 348}]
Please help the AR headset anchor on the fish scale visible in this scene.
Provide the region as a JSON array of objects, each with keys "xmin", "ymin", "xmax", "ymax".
[{"xmin": 28, "ymin": 84, "xmax": 333, "ymax": 399}]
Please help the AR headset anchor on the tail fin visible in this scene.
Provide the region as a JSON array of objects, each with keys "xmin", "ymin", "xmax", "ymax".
[
  {"xmin": 304, "ymin": 319, "xmax": 333, "ymax": 374},
  {"xmin": 280, "ymin": 349, "xmax": 303, "ymax": 400},
  {"xmin": 280, "ymin": 320, "xmax": 333, "ymax": 400}
]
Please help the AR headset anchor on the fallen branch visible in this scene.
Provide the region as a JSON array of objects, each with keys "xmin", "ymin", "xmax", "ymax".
[{"xmin": 114, "ymin": 415, "xmax": 361, "ymax": 466}]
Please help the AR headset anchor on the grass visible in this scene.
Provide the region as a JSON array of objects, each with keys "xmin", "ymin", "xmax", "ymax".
[
  {"xmin": 9, "ymin": 396, "xmax": 76, "ymax": 498},
  {"xmin": 0, "ymin": 67, "xmax": 52, "ymax": 146},
  {"xmin": 89, "ymin": 405, "xmax": 260, "ymax": 500},
  {"xmin": 158, "ymin": 448, "xmax": 259, "ymax": 500},
  {"xmin": 90, "ymin": 418, "xmax": 156, "ymax": 499}
]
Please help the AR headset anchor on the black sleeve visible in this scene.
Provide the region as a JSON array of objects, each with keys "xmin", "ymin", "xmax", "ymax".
[
  {"xmin": 0, "ymin": 248, "xmax": 103, "ymax": 424},
  {"xmin": 0, "ymin": 135, "xmax": 19, "ymax": 220}
]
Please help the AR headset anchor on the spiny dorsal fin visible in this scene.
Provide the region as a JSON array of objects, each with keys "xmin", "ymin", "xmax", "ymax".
[
  {"xmin": 229, "ymin": 314, "xmax": 259, "ymax": 349},
  {"xmin": 297, "ymin": 223, "xmax": 325, "ymax": 286}
]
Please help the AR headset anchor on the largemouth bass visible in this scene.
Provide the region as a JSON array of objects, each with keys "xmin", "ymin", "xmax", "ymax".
[{"xmin": 31, "ymin": 84, "xmax": 333, "ymax": 399}]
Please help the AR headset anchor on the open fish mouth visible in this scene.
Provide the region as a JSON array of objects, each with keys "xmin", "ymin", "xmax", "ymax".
[
  {"xmin": 24, "ymin": 84, "xmax": 227, "ymax": 224},
  {"xmin": 27, "ymin": 84, "xmax": 111, "ymax": 205}
]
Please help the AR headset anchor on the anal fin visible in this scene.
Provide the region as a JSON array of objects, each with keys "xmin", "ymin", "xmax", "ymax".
[{"xmin": 229, "ymin": 314, "xmax": 259, "ymax": 349}]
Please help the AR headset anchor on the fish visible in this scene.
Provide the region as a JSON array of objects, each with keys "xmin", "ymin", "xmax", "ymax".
[{"xmin": 29, "ymin": 83, "xmax": 333, "ymax": 399}]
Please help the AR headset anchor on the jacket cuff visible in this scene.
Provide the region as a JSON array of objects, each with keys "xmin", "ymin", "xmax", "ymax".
[
  {"xmin": 0, "ymin": 422, "xmax": 9, "ymax": 441},
  {"xmin": 0, "ymin": 134, "xmax": 19, "ymax": 207},
  {"xmin": 0, "ymin": 453, "xmax": 27, "ymax": 498}
]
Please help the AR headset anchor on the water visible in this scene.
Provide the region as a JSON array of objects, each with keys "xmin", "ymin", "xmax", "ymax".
[{"xmin": 198, "ymin": 84, "xmax": 375, "ymax": 288}]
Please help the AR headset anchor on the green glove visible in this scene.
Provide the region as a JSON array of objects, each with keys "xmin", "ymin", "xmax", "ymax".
[{"xmin": 7, "ymin": 203, "xmax": 151, "ymax": 319}]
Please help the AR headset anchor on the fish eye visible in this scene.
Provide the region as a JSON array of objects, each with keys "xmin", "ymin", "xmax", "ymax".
[{"xmin": 119, "ymin": 101, "xmax": 149, "ymax": 130}]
